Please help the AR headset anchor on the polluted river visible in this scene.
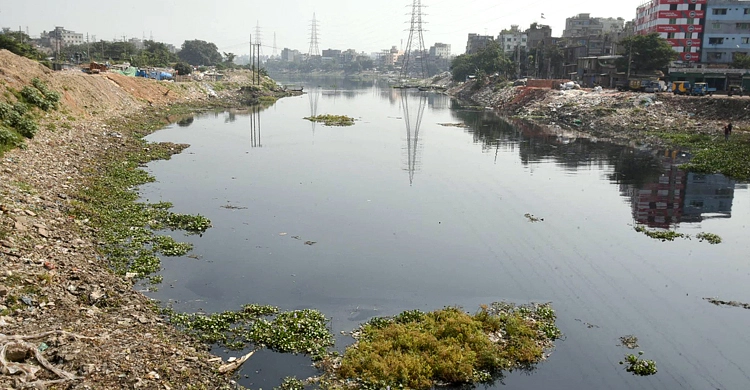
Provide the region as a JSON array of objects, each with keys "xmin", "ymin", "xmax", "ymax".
[{"xmin": 139, "ymin": 80, "xmax": 750, "ymax": 389}]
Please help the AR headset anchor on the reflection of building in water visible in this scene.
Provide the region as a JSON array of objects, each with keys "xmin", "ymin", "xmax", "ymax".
[
  {"xmin": 401, "ymin": 92, "xmax": 427, "ymax": 185},
  {"xmin": 628, "ymin": 150, "xmax": 736, "ymax": 228},
  {"xmin": 631, "ymin": 161, "xmax": 685, "ymax": 229},
  {"xmin": 682, "ymin": 173, "xmax": 735, "ymax": 222},
  {"xmin": 426, "ymin": 93, "xmax": 449, "ymax": 110}
]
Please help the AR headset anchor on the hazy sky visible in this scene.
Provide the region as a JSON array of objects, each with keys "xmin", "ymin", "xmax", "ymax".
[{"xmin": 3, "ymin": 0, "xmax": 642, "ymax": 56}]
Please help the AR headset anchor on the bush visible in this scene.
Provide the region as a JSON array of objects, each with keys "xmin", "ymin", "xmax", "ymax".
[
  {"xmin": 174, "ymin": 62, "xmax": 193, "ymax": 76},
  {"xmin": 0, "ymin": 125, "xmax": 20, "ymax": 146},
  {"xmin": 21, "ymin": 85, "xmax": 51, "ymax": 111},
  {"xmin": 20, "ymin": 79, "xmax": 60, "ymax": 111},
  {"xmin": 15, "ymin": 116, "xmax": 38, "ymax": 138}
]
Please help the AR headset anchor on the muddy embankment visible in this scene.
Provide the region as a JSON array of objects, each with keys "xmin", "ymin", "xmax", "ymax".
[
  {"xmin": 0, "ymin": 49, "xmax": 296, "ymax": 389},
  {"xmin": 448, "ymin": 79, "xmax": 750, "ymax": 149}
]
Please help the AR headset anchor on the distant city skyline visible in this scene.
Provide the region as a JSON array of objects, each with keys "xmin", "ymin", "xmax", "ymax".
[{"xmin": 2, "ymin": 0, "xmax": 643, "ymax": 56}]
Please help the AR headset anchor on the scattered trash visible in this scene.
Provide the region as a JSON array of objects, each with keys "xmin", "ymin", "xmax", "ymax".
[
  {"xmin": 703, "ymin": 297, "xmax": 750, "ymax": 310},
  {"xmin": 38, "ymin": 342, "xmax": 48, "ymax": 352},
  {"xmin": 304, "ymin": 241, "xmax": 317, "ymax": 246},
  {"xmin": 619, "ymin": 335, "xmax": 639, "ymax": 349},
  {"xmin": 279, "ymin": 233, "xmax": 288, "ymax": 236},
  {"xmin": 524, "ymin": 213, "xmax": 544, "ymax": 222}
]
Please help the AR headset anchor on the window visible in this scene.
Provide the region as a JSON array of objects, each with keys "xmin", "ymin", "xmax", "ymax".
[
  {"xmin": 711, "ymin": 52, "xmax": 724, "ymax": 59},
  {"xmin": 687, "ymin": 18, "xmax": 695, "ymax": 25},
  {"xmin": 669, "ymin": 18, "xmax": 677, "ymax": 24},
  {"xmin": 738, "ymin": 23, "xmax": 750, "ymax": 29},
  {"xmin": 689, "ymin": 4, "xmax": 696, "ymax": 10},
  {"xmin": 670, "ymin": 4, "xmax": 677, "ymax": 10},
  {"xmin": 713, "ymin": 8, "xmax": 728, "ymax": 15},
  {"xmin": 745, "ymin": 8, "xmax": 750, "ymax": 14},
  {"xmin": 709, "ymin": 37, "xmax": 725, "ymax": 44},
  {"xmin": 667, "ymin": 33, "xmax": 676, "ymax": 39},
  {"xmin": 713, "ymin": 23, "xmax": 721, "ymax": 29},
  {"xmin": 743, "ymin": 37, "xmax": 750, "ymax": 44}
]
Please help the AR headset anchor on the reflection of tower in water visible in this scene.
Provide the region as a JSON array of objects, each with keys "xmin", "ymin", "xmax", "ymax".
[
  {"xmin": 308, "ymin": 87, "xmax": 320, "ymax": 134},
  {"xmin": 249, "ymin": 105, "xmax": 262, "ymax": 148},
  {"xmin": 400, "ymin": 92, "xmax": 427, "ymax": 185}
]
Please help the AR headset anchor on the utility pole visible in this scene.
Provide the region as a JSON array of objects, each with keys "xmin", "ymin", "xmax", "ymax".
[
  {"xmin": 250, "ymin": 34, "xmax": 254, "ymax": 83},
  {"xmin": 256, "ymin": 42, "xmax": 261, "ymax": 84},
  {"xmin": 400, "ymin": 0, "xmax": 428, "ymax": 81}
]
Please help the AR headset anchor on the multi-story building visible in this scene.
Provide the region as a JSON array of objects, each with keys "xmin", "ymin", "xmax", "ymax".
[
  {"xmin": 429, "ymin": 43, "xmax": 451, "ymax": 58},
  {"xmin": 280, "ymin": 48, "xmax": 301, "ymax": 62},
  {"xmin": 702, "ymin": 0, "xmax": 750, "ymax": 64},
  {"xmin": 498, "ymin": 25, "xmax": 528, "ymax": 55},
  {"xmin": 635, "ymin": 0, "xmax": 706, "ymax": 62},
  {"xmin": 381, "ymin": 46, "xmax": 402, "ymax": 67},
  {"xmin": 42, "ymin": 26, "xmax": 84, "ymax": 48},
  {"xmin": 525, "ymin": 24, "xmax": 553, "ymax": 50},
  {"xmin": 563, "ymin": 14, "xmax": 625, "ymax": 37},
  {"xmin": 321, "ymin": 49, "xmax": 342, "ymax": 61},
  {"xmin": 465, "ymin": 33, "xmax": 494, "ymax": 54}
]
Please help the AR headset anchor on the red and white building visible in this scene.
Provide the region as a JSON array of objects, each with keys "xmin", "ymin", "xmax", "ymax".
[{"xmin": 636, "ymin": 0, "xmax": 707, "ymax": 62}]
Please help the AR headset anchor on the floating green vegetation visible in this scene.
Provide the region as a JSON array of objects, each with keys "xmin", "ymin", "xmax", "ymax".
[
  {"xmin": 304, "ymin": 114, "xmax": 356, "ymax": 127},
  {"xmin": 649, "ymin": 130, "xmax": 750, "ymax": 180},
  {"xmin": 634, "ymin": 225, "xmax": 722, "ymax": 245},
  {"xmin": 322, "ymin": 302, "xmax": 560, "ymax": 390},
  {"xmin": 620, "ymin": 352, "xmax": 657, "ymax": 376},
  {"xmin": 164, "ymin": 305, "xmax": 334, "ymax": 357},
  {"xmin": 274, "ymin": 377, "xmax": 305, "ymax": 390},
  {"xmin": 152, "ymin": 235, "xmax": 194, "ymax": 256},
  {"xmin": 634, "ymin": 225, "xmax": 686, "ymax": 241},
  {"xmin": 695, "ymin": 232, "xmax": 722, "ymax": 245},
  {"xmin": 165, "ymin": 213, "xmax": 212, "ymax": 234},
  {"xmin": 71, "ymin": 138, "xmax": 211, "ymax": 280}
]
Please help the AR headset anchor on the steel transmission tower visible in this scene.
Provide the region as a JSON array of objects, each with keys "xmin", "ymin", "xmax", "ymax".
[
  {"xmin": 308, "ymin": 13, "xmax": 321, "ymax": 59},
  {"xmin": 255, "ymin": 21, "xmax": 263, "ymax": 57},
  {"xmin": 273, "ymin": 32, "xmax": 278, "ymax": 58},
  {"xmin": 400, "ymin": 0, "xmax": 427, "ymax": 80}
]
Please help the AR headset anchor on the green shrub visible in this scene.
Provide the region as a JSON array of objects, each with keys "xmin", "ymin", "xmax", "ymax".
[
  {"xmin": 15, "ymin": 116, "xmax": 38, "ymax": 138},
  {"xmin": 0, "ymin": 125, "xmax": 20, "ymax": 146},
  {"xmin": 21, "ymin": 85, "xmax": 50, "ymax": 111}
]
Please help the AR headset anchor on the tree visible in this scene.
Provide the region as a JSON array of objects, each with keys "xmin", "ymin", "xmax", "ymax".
[
  {"xmin": 731, "ymin": 53, "xmax": 750, "ymax": 69},
  {"xmin": 450, "ymin": 42, "xmax": 514, "ymax": 81},
  {"xmin": 0, "ymin": 32, "xmax": 42, "ymax": 60},
  {"xmin": 132, "ymin": 40, "xmax": 178, "ymax": 67},
  {"xmin": 615, "ymin": 33, "xmax": 677, "ymax": 74},
  {"xmin": 178, "ymin": 40, "xmax": 222, "ymax": 66},
  {"xmin": 223, "ymin": 52, "xmax": 236, "ymax": 65},
  {"xmin": 174, "ymin": 62, "xmax": 193, "ymax": 75}
]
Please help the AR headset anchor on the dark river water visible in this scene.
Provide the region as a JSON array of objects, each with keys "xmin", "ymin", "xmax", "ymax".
[{"xmin": 141, "ymin": 79, "xmax": 750, "ymax": 389}]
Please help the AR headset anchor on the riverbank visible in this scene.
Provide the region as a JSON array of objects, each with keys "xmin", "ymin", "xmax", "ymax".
[
  {"xmin": 0, "ymin": 50, "xmax": 298, "ymax": 388},
  {"xmin": 448, "ymin": 79, "xmax": 750, "ymax": 179}
]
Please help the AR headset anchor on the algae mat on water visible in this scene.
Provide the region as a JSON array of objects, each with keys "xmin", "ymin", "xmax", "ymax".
[
  {"xmin": 316, "ymin": 302, "xmax": 561, "ymax": 390},
  {"xmin": 304, "ymin": 114, "xmax": 356, "ymax": 127}
]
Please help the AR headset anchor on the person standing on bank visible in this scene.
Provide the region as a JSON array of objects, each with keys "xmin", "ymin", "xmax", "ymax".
[{"xmin": 724, "ymin": 122, "xmax": 733, "ymax": 141}]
